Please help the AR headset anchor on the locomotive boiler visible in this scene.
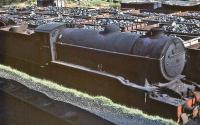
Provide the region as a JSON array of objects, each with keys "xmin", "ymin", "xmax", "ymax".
[{"xmin": 60, "ymin": 25, "xmax": 186, "ymax": 83}]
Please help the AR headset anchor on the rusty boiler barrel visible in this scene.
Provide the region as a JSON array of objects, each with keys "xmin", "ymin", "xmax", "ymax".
[{"xmin": 60, "ymin": 25, "xmax": 186, "ymax": 81}]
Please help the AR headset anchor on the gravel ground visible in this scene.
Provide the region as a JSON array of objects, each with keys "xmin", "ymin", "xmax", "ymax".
[{"xmin": 0, "ymin": 64, "xmax": 177, "ymax": 125}]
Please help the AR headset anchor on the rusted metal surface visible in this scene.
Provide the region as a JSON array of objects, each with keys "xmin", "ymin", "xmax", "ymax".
[
  {"xmin": 162, "ymin": 4, "xmax": 200, "ymax": 11},
  {"xmin": 184, "ymin": 48, "xmax": 200, "ymax": 83},
  {"xmin": 0, "ymin": 29, "xmax": 51, "ymax": 65},
  {"xmin": 55, "ymin": 42, "xmax": 162, "ymax": 84},
  {"xmin": 60, "ymin": 27, "xmax": 186, "ymax": 81},
  {"xmin": 48, "ymin": 61, "xmax": 196, "ymax": 121},
  {"xmin": 0, "ymin": 24, "xmax": 185, "ymax": 120},
  {"xmin": 121, "ymin": 2, "xmax": 161, "ymax": 10},
  {"xmin": 0, "ymin": 48, "xmax": 199, "ymax": 122},
  {"xmin": 121, "ymin": 2, "xmax": 200, "ymax": 11}
]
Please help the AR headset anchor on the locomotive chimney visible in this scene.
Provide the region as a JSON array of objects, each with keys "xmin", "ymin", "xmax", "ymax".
[
  {"xmin": 100, "ymin": 24, "xmax": 120, "ymax": 35},
  {"xmin": 147, "ymin": 27, "xmax": 164, "ymax": 39}
]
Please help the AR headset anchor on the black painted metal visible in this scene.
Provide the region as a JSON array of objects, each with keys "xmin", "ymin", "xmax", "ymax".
[
  {"xmin": 37, "ymin": 0, "xmax": 55, "ymax": 7},
  {"xmin": 60, "ymin": 27, "xmax": 186, "ymax": 81},
  {"xmin": 120, "ymin": 2, "xmax": 161, "ymax": 10}
]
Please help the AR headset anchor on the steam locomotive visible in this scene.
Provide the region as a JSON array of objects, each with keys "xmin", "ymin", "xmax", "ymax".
[{"xmin": 0, "ymin": 22, "xmax": 199, "ymax": 123}]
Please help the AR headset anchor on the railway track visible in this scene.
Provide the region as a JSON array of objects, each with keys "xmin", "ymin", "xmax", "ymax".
[{"xmin": 0, "ymin": 77, "xmax": 114, "ymax": 125}]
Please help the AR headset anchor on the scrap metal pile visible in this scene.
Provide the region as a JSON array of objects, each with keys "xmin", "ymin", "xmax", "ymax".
[
  {"xmin": 0, "ymin": 6, "xmax": 147, "ymax": 31},
  {"xmin": 1, "ymin": 6, "xmax": 200, "ymax": 35}
]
